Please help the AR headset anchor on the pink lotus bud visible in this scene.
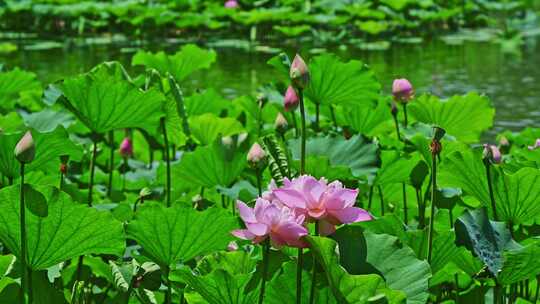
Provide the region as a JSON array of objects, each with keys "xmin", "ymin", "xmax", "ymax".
[
  {"xmin": 392, "ymin": 78, "xmax": 414, "ymax": 103},
  {"xmin": 289, "ymin": 54, "xmax": 310, "ymax": 89},
  {"xmin": 483, "ymin": 144, "xmax": 502, "ymax": 164},
  {"xmin": 528, "ymin": 139, "xmax": 540, "ymax": 151},
  {"xmin": 224, "ymin": 0, "xmax": 238, "ymax": 8},
  {"xmin": 274, "ymin": 112, "xmax": 288, "ymax": 132},
  {"xmin": 14, "ymin": 131, "xmax": 35, "ymax": 164},
  {"xmin": 227, "ymin": 241, "xmax": 239, "ymax": 251},
  {"xmin": 284, "ymin": 86, "xmax": 299, "ymax": 112},
  {"xmin": 247, "ymin": 143, "xmax": 266, "ymax": 164},
  {"xmin": 119, "ymin": 138, "xmax": 133, "ymax": 158}
]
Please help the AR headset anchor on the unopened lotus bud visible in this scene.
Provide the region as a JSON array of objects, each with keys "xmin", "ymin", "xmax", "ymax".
[
  {"xmin": 432, "ymin": 126, "xmax": 446, "ymax": 142},
  {"xmin": 221, "ymin": 136, "xmax": 233, "ymax": 147},
  {"xmin": 392, "ymin": 78, "xmax": 414, "ymax": 103},
  {"xmin": 274, "ymin": 112, "xmax": 288, "ymax": 133},
  {"xmin": 14, "ymin": 131, "xmax": 35, "ymax": 164},
  {"xmin": 227, "ymin": 241, "xmax": 239, "ymax": 251},
  {"xmin": 119, "ymin": 138, "xmax": 133, "ymax": 158},
  {"xmin": 483, "ymin": 144, "xmax": 502, "ymax": 164},
  {"xmin": 139, "ymin": 187, "xmax": 152, "ymax": 198},
  {"xmin": 60, "ymin": 163, "xmax": 68, "ymax": 174},
  {"xmin": 247, "ymin": 143, "xmax": 266, "ymax": 165},
  {"xmin": 289, "ymin": 54, "xmax": 310, "ymax": 89},
  {"xmin": 528, "ymin": 139, "xmax": 540, "ymax": 151},
  {"xmin": 284, "ymin": 85, "xmax": 299, "ymax": 112},
  {"xmin": 224, "ymin": 0, "xmax": 238, "ymax": 8}
]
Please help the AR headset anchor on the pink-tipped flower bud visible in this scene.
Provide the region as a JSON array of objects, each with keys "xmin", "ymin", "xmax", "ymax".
[
  {"xmin": 227, "ymin": 241, "xmax": 239, "ymax": 251},
  {"xmin": 119, "ymin": 138, "xmax": 133, "ymax": 158},
  {"xmin": 247, "ymin": 143, "xmax": 266, "ymax": 165},
  {"xmin": 224, "ymin": 0, "xmax": 238, "ymax": 8},
  {"xmin": 274, "ymin": 112, "xmax": 288, "ymax": 133},
  {"xmin": 528, "ymin": 139, "xmax": 540, "ymax": 151},
  {"xmin": 284, "ymin": 86, "xmax": 299, "ymax": 112},
  {"xmin": 14, "ymin": 131, "xmax": 35, "ymax": 164},
  {"xmin": 483, "ymin": 144, "xmax": 502, "ymax": 164},
  {"xmin": 290, "ymin": 54, "xmax": 310, "ymax": 89},
  {"xmin": 392, "ymin": 78, "xmax": 414, "ymax": 103}
]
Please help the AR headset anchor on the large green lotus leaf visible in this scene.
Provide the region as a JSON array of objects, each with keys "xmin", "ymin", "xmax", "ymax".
[
  {"xmin": 266, "ymin": 261, "xmax": 337, "ymax": 304},
  {"xmin": 333, "ymin": 227, "xmax": 431, "ymax": 304},
  {"xmin": 126, "ymin": 203, "xmax": 236, "ymax": 267},
  {"xmin": 132, "ymin": 44, "xmax": 216, "ymax": 83},
  {"xmin": 374, "ymin": 151, "xmax": 420, "ymax": 186},
  {"xmin": 337, "ymin": 100, "xmax": 392, "ymax": 137},
  {"xmin": 189, "ymin": 113, "xmax": 244, "ymax": 145},
  {"xmin": 0, "ymin": 185, "xmax": 124, "ymax": 270},
  {"xmin": 408, "ymin": 93, "xmax": 494, "ymax": 143},
  {"xmin": 58, "ymin": 61, "xmax": 165, "ymax": 133},
  {"xmin": 304, "ymin": 54, "xmax": 381, "ymax": 107},
  {"xmin": 172, "ymin": 251, "xmax": 259, "ymax": 304},
  {"xmin": 0, "ymin": 112, "xmax": 25, "ymax": 134},
  {"xmin": 455, "ymin": 208, "xmax": 520, "ymax": 275},
  {"xmin": 306, "ymin": 236, "xmax": 406, "ymax": 304},
  {"xmin": 498, "ymin": 243, "xmax": 540, "ymax": 285},
  {"xmin": 172, "ymin": 140, "xmax": 247, "ymax": 188},
  {"xmin": 0, "ymin": 127, "xmax": 83, "ymax": 179},
  {"xmin": 21, "ymin": 109, "xmax": 76, "ymax": 133},
  {"xmin": 289, "ymin": 135, "xmax": 379, "ymax": 180},
  {"xmin": 0, "ymin": 68, "xmax": 41, "ymax": 112},
  {"xmin": 185, "ymin": 89, "xmax": 230, "ymax": 117},
  {"xmin": 441, "ymin": 149, "xmax": 540, "ymax": 224}
]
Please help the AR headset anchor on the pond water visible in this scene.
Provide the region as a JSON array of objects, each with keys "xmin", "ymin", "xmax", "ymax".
[{"xmin": 3, "ymin": 37, "xmax": 540, "ymax": 138}]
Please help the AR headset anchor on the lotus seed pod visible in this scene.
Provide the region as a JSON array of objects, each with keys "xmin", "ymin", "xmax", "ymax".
[{"xmin": 14, "ymin": 131, "xmax": 35, "ymax": 164}]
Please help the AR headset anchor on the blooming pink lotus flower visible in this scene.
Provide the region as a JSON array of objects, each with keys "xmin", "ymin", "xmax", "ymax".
[
  {"xmin": 224, "ymin": 0, "xmax": 238, "ymax": 8},
  {"xmin": 273, "ymin": 175, "xmax": 372, "ymax": 235},
  {"xmin": 528, "ymin": 139, "xmax": 540, "ymax": 151},
  {"xmin": 392, "ymin": 78, "xmax": 414, "ymax": 103},
  {"xmin": 119, "ymin": 138, "xmax": 133, "ymax": 158},
  {"xmin": 290, "ymin": 54, "xmax": 310, "ymax": 89},
  {"xmin": 232, "ymin": 199, "xmax": 308, "ymax": 248},
  {"xmin": 483, "ymin": 144, "xmax": 502, "ymax": 164},
  {"xmin": 247, "ymin": 142, "xmax": 266, "ymax": 164},
  {"xmin": 284, "ymin": 85, "xmax": 299, "ymax": 111}
]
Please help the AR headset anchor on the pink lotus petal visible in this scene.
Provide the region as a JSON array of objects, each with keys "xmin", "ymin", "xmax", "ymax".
[
  {"xmin": 246, "ymin": 222, "xmax": 269, "ymax": 236},
  {"xmin": 237, "ymin": 201, "xmax": 256, "ymax": 223},
  {"xmin": 330, "ymin": 207, "xmax": 372, "ymax": 224},
  {"xmin": 231, "ymin": 229, "xmax": 255, "ymax": 240},
  {"xmin": 273, "ymin": 188, "xmax": 308, "ymax": 209}
]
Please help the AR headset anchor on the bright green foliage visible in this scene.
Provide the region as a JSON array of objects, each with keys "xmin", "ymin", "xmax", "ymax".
[
  {"xmin": 305, "ymin": 54, "xmax": 381, "ymax": 107},
  {"xmin": 126, "ymin": 203, "xmax": 237, "ymax": 267},
  {"xmin": 189, "ymin": 113, "xmax": 244, "ymax": 145},
  {"xmin": 0, "ymin": 68, "xmax": 41, "ymax": 112},
  {"xmin": 58, "ymin": 62, "xmax": 165, "ymax": 133},
  {"xmin": 0, "ymin": 185, "xmax": 125, "ymax": 270},
  {"xmin": 498, "ymin": 243, "xmax": 540, "ymax": 285},
  {"xmin": 373, "ymin": 151, "xmax": 420, "ymax": 186},
  {"xmin": 338, "ymin": 101, "xmax": 391, "ymax": 137},
  {"xmin": 409, "ymin": 93, "xmax": 495, "ymax": 143},
  {"xmin": 132, "ymin": 44, "xmax": 216, "ymax": 83}
]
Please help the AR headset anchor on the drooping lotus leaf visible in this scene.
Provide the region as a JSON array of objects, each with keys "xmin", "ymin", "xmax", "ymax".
[
  {"xmin": 408, "ymin": 93, "xmax": 494, "ymax": 143},
  {"xmin": 0, "ymin": 127, "xmax": 83, "ymax": 179},
  {"xmin": 132, "ymin": 44, "xmax": 216, "ymax": 83},
  {"xmin": 306, "ymin": 236, "xmax": 406, "ymax": 304},
  {"xmin": 455, "ymin": 208, "xmax": 520, "ymax": 275},
  {"xmin": 289, "ymin": 135, "xmax": 379, "ymax": 180},
  {"xmin": 172, "ymin": 251, "xmax": 259, "ymax": 304},
  {"xmin": 126, "ymin": 203, "xmax": 237, "ymax": 267},
  {"xmin": 189, "ymin": 113, "xmax": 244, "ymax": 146},
  {"xmin": 304, "ymin": 54, "xmax": 381, "ymax": 107},
  {"xmin": 58, "ymin": 61, "xmax": 165, "ymax": 134},
  {"xmin": 441, "ymin": 149, "xmax": 540, "ymax": 225},
  {"xmin": 171, "ymin": 139, "xmax": 247, "ymax": 188},
  {"xmin": 332, "ymin": 227, "xmax": 431, "ymax": 304},
  {"xmin": 0, "ymin": 68, "xmax": 41, "ymax": 112},
  {"xmin": 0, "ymin": 185, "xmax": 125, "ymax": 270}
]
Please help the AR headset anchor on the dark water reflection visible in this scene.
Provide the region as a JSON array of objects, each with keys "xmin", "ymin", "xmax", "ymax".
[{"xmin": 3, "ymin": 37, "xmax": 539, "ymax": 138}]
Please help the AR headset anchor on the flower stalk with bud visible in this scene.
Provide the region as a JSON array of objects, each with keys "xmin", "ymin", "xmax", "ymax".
[
  {"xmin": 427, "ymin": 126, "xmax": 445, "ymax": 264},
  {"xmin": 483, "ymin": 144, "xmax": 502, "ymax": 221},
  {"xmin": 392, "ymin": 78, "xmax": 414, "ymax": 127}
]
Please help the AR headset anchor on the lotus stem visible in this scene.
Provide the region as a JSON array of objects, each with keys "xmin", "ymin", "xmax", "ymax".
[
  {"xmin": 19, "ymin": 164, "xmax": 29, "ymax": 304},
  {"xmin": 107, "ymin": 130, "xmax": 114, "ymax": 197},
  {"xmin": 88, "ymin": 141, "xmax": 98, "ymax": 207},
  {"xmin": 309, "ymin": 221, "xmax": 320, "ymax": 304},
  {"xmin": 402, "ymin": 104, "xmax": 408, "ymax": 127},
  {"xmin": 165, "ymin": 267, "xmax": 172, "ymax": 304},
  {"xmin": 8, "ymin": 177, "xmax": 13, "ymax": 186},
  {"xmin": 427, "ymin": 151, "xmax": 437, "ymax": 264},
  {"xmin": 329, "ymin": 106, "xmax": 338, "ymax": 130},
  {"xmin": 314, "ymin": 103, "xmax": 320, "ymax": 131},
  {"xmin": 392, "ymin": 110, "xmax": 401, "ymax": 141},
  {"xmin": 259, "ymin": 241, "xmax": 270, "ymax": 304},
  {"xmin": 416, "ymin": 187, "xmax": 426, "ymax": 229},
  {"xmin": 255, "ymin": 168, "xmax": 262, "ymax": 197},
  {"xmin": 296, "ymin": 248, "xmax": 303, "ymax": 304},
  {"xmin": 122, "ymin": 157, "xmax": 128, "ymax": 191},
  {"xmin": 402, "ymin": 183, "xmax": 408, "ymax": 225},
  {"xmin": 292, "ymin": 112, "xmax": 299, "ymax": 138},
  {"xmin": 161, "ymin": 118, "xmax": 171, "ymax": 207},
  {"xmin": 299, "ymin": 88, "xmax": 306, "ymax": 174},
  {"xmin": 367, "ymin": 185, "xmax": 374, "ymax": 210},
  {"xmin": 534, "ymin": 275, "xmax": 540, "ymax": 303},
  {"xmin": 378, "ymin": 185, "xmax": 385, "ymax": 216},
  {"xmin": 484, "ymin": 161, "xmax": 499, "ymax": 221}
]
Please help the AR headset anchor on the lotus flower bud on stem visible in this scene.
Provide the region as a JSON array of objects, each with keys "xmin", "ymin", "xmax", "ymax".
[
  {"xmin": 14, "ymin": 131, "xmax": 35, "ymax": 164},
  {"xmin": 247, "ymin": 143, "xmax": 266, "ymax": 166},
  {"xmin": 483, "ymin": 144, "xmax": 502, "ymax": 164},
  {"xmin": 284, "ymin": 85, "xmax": 299, "ymax": 111},
  {"xmin": 289, "ymin": 54, "xmax": 310, "ymax": 89},
  {"xmin": 430, "ymin": 127, "xmax": 445, "ymax": 156},
  {"xmin": 528, "ymin": 139, "xmax": 540, "ymax": 151},
  {"xmin": 119, "ymin": 138, "xmax": 133, "ymax": 158},
  {"xmin": 227, "ymin": 241, "xmax": 239, "ymax": 251},
  {"xmin": 224, "ymin": 0, "xmax": 238, "ymax": 8},
  {"xmin": 392, "ymin": 78, "xmax": 414, "ymax": 103},
  {"xmin": 275, "ymin": 112, "xmax": 288, "ymax": 133}
]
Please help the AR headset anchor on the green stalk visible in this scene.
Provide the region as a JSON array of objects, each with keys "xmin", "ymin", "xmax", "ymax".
[
  {"xmin": 378, "ymin": 185, "xmax": 385, "ymax": 216},
  {"xmin": 314, "ymin": 103, "xmax": 320, "ymax": 131},
  {"xmin": 392, "ymin": 113, "xmax": 401, "ymax": 141},
  {"xmin": 402, "ymin": 104, "xmax": 408, "ymax": 127},
  {"xmin": 484, "ymin": 161, "xmax": 499, "ymax": 221},
  {"xmin": 161, "ymin": 118, "xmax": 171, "ymax": 207},
  {"xmin": 416, "ymin": 188, "xmax": 426, "ymax": 229},
  {"xmin": 309, "ymin": 221, "xmax": 319, "ymax": 304},
  {"xmin": 59, "ymin": 166, "xmax": 65, "ymax": 190},
  {"xmin": 402, "ymin": 183, "xmax": 408, "ymax": 225},
  {"xmin": 122, "ymin": 157, "xmax": 128, "ymax": 191},
  {"xmin": 299, "ymin": 88, "xmax": 306, "ymax": 174},
  {"xmin": 259, "ymin": 241, "xmax": 270, "ymax": 304},
  {"xmin": 255, "ymin": 168, "xmax": 262, "ymax": 197},
  {"xmin": 292, "ymin": 111, "xmax": 299, "ymax": 138},
  {"xmin": 367, "ymin": 185, "xmax": 374, "ymax": 210},
  {"xmin": 19, "ymin": 164, "xmax": 29, "ymax": 304},
  {"xmin": 296, "ymin": 249, "xmax": 303, "ymax": 304},
  {"xmin": 329, "ymin": 106, "xmax": 338, "ymax": 130},
  {"xmin": 87, "ymin": 141, "xmax": 98, "ymax": 207},
  {"xmin": 534, "ymin": 275, "xmax": 540, "ymax": 303},
  {"xmin": 107, "ymin": 131, "xmax": 114, "ymax": 197},
  {"xmin": 427, "ymin": 153, "xmax": 437, "ymax": 264},
  {"xmin": 165, "ymin": 267, "xmax": 172, "ymax": 304}
]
